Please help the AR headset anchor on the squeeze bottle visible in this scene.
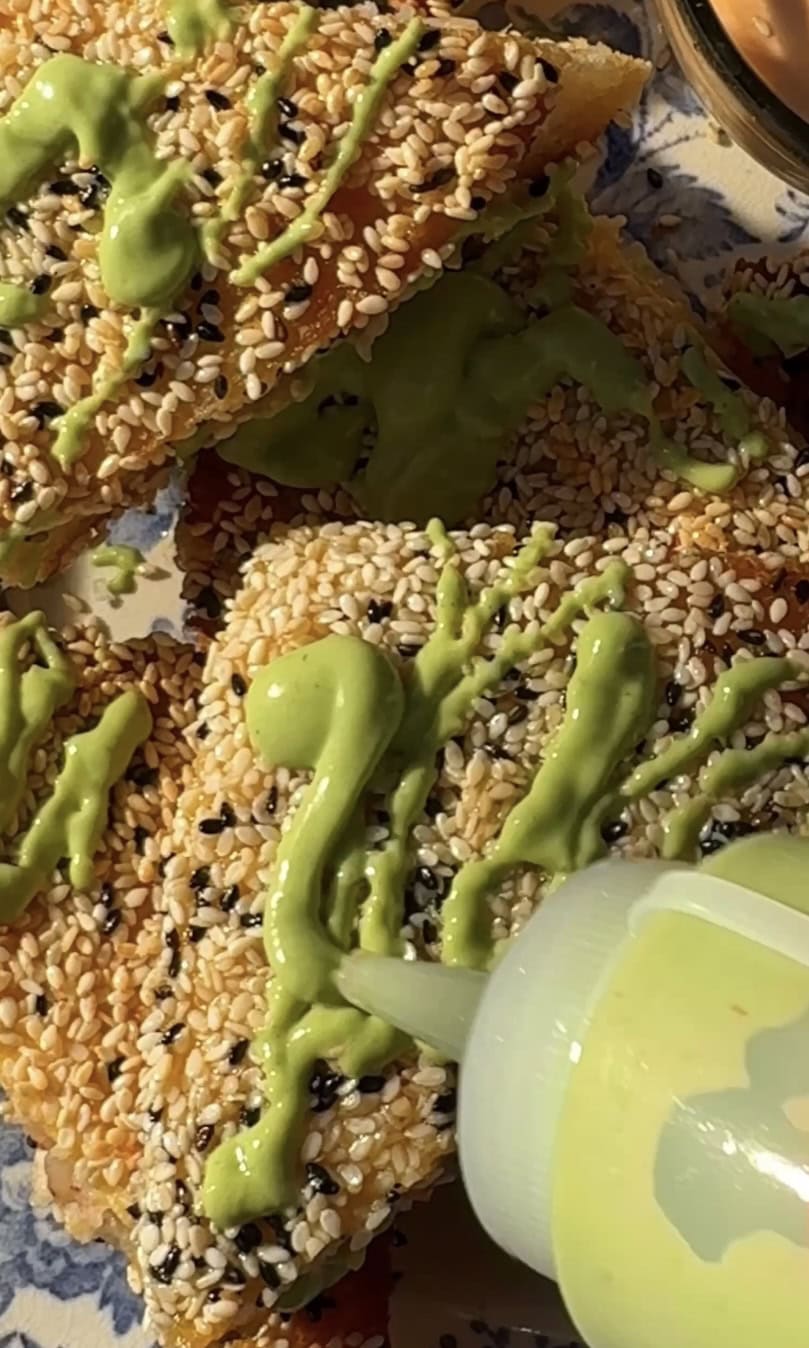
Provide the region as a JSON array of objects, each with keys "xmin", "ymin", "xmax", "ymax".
[{"xmin": 338, "ymin": 833, "xmax": 809, "ymax": 1348}]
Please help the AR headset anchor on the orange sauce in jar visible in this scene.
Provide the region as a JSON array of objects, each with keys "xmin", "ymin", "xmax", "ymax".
[{"xmin": 709, "ymin": 1, "xmax": 809, "ymax": 124}]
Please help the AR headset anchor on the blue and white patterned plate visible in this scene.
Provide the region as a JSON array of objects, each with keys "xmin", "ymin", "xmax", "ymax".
[{"xmin": 3, "ymin": 2, "xmax": 808, "ymax": 1345}]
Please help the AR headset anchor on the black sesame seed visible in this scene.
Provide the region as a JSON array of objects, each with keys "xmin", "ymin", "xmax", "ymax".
[
  {"xmin": 164, "ymin": 95, "xmax": 180, "ymax": 112},
  {"xmin": 669, "ymin": 711, "xmax": 693, "ymax": 734},
  {"xmin": 164, "ymin": 316, "xmax": 191, "ymax": 343},
  {"xmin": 647, "ymin": 167, "xmax": 664, "ymax": 190},
  {"xmin": 231, "ymin": 672, "xmax": 247, "ymax": 696},
  {"xmin": 80, "ymin": 303, "xmax": 100, "ymax": 323},
  {"xmin": 278, "ymin": 172, "xmax": 307, "ymax": 190},
  {"xmin": 106, "ymin": 1056, "xmax": 124, "ymax": 1083},
  {"xmin": 34, "ymin": 994, "xmax": 48, "ymax": 1016},
  {"xmin": 206, "ymin": 1290, "xmax": 220, "ymax": 1304},
  {"xmin": 214, "ymin": 373, "xmax": 228, "ymax": 399},
  {"xmin": 223, "ymin": 1266, "xmax": 245, "ymax": 1286},
  {"xmin": 528, "ymin": 172, "xmax": 550, "ymax": 198},
  {"xmin": 665, "ymin": 679, "xmax": 682, "ymax": 707},
  {"xmin": 202, "ymin": 166, "xmax": 222, "ymax": 187},
  {"xmin": 436, "ymin": 57, "xmax": 455, "ymax": 76},
  {"xmin": 699, "ymin": 834, "xmax": 725, "ymax": 857},
  {"xmin": 539, "ymin": 57, "xmax": 559, "ymax": 83},
  {"xmin": 32, "ymin": 400, "xmax": 63, "ymax": 427},
  {"xmin": 305, "ymin": 1162, "xmax": 339, "ymax": 1195},
  {"xmin": 102, "ymin": 910, "xmax": 122, "ymax": 936},
  {"xmin": 102, "ymin": 884, "xmax": 117, "ymax": 910},
  {"xmin": 514, "ymin": 685, "xmax": 538, "ymax": 702},
  {"xmin": 367, "ymin": 598, "xmax": 393, "ymax": 624},
  {"xmin": 128, "ymin": 761, "xmax": 158, "ymax": 788},
  {"xmin": 133, "ymin": 825, "xmax": 148, "ymax": 853},
  {"xmin": 235, "ymin": 1222, "xmax": 262, "ymax": 1253},
  {"xmin": 284, "ymin": 282, "xmax": 313, "ymax": 305},
  {"xmin": 280, "ymin": 122, "xmax": 304, "ymax": 145},
  {"xmin": 738, "ymin": 628, "xmax": 766, "ymax": 646},
  {"xmin": 433, "ymin": 1089, "xmax": 457, "ymax": 1115},
  {"xmin": 412, "ymin": 164, "xmax": 455, "ymax": 194},
  {"xmin": 126, "ymin": 1203, "xmax": 141, "ymax": 1220},
  {"xmin": 10, "ymin": 482, "xmax": 33, "ymax": 504},
  {"xmin": 165, "ymin": 928, "xmax": 181, "ymax": 978},
  {"xmin": 197, "ymin": 723, "xmax": 210, "ymax": 740},
  {"xmin": 162, "ymin": 1022, "xmax": 183, "ymax": 1046},
  {"xmin": 157, "ymin": 28, "xmax": 174, "ymax": 43},
  {"xmin": 470, "ymin": 195, "xmax": 486, "ymax": 211},
  {"xmin": 498, "ymin": 70, "xmax": 518, "ymax": 94},
  {"xmin": 602, "ymin": 818, "xmax": 629, "ymax": 843},
  {"xmin": 260, "ymin": 158, "xmax": 283, "ymax": 181},
  {"xmin": 419, "ymin": 27, "xmax": 440, "ymax": 49},
  {"xmin": 358, "ymin": 1074, "xmax": 386, "ymax": 1094},
  {"xmin": 221, "ymin": 884, "xmax": 241, "ymax": 912},
  {"xmin": 195, "ymin": 1123, "xmax": 215, "ymax": 1152},
  {"xmin": 135, "ymin": 361, "xmax": 163, "ymax": 388},
  {"xmin": 259, "ymin": 1259, "xmax": 281, "ymax": 1289},
  {"xmin": 45, "ymin": 244, "xmax": 67, "ymax": 261},
  {"xmin": 795, "ymin": 579, "xmax": 809, "ymax": 604},
  {"xmin": 708, "ymin": 593, "xmax": 725, "ymax": 619},
  {"xmin": 507, "ymin": 704, "xmax": 528, "ymax": 726},
  {"xmin": 205, "ymin": 89, "xmax": 231, "ymax": 110},
  {"xmin": 240, "ymin": 912, "xmax": 263, "ymax": 928},
  {"xmin": 265, "ymin": 785, "xmax": 279, "ymax": 815},
  {"xmin": 229, "ymin": 1038, "xmax": 250, "ymax": 1066},
  {"xmin": 422, "ymin": 918, "xmax": 438, "ymax": 945},
  {"xmin": 196, "ymin": 320, "xmax": 225, "ymax": 343},
  {"xmin": 190, "ymin": 866, "xmax": 211, "ymax": 892},
  {"xmin": 278, "ymin": 96, "xmax": 298, "ymax": 118},
  {"xmin": 153, "ymin": 1246, "xmax": 181, "ymax": 1285},
  {"xmin": 189, "ymin": 925, "xmax": 205, "ymax": 943},
  {"xmin": 49, "ymin": 179, "xmax": 80, "ymax": 196},
  {"xmin": 199, "ymin": 815, "xmax": 226, "ymax": 835},
  {"xmin": 6, "ymin": 206, "xmax": 28, "ymax": 230},
  {"xmin": 241, "ymin": 1104, "xmax": 261, "ymax": 1127},
  {"xmin": 220, "ymin": 802, "xmax": 236, "ymax": 828},
  {"xmin": 374, "ymin": 27, "xmax": 392, "ymax": 49}
]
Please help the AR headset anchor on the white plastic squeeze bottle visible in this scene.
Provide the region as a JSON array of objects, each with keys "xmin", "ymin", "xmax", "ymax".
[{"xmin": 337, "ymin": 832, "xmax": 809, "ymax": 1348}]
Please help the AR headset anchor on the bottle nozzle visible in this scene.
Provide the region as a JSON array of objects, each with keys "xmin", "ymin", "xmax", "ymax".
[{"xmin": 336, "ymin": 952, "xmax": 486, "ymax": 1061}]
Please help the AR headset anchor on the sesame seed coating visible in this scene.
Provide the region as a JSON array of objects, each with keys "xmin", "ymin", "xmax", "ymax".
[{"xmin": 0, "ymin": 1, "xmax": 646, "ymax": 584}]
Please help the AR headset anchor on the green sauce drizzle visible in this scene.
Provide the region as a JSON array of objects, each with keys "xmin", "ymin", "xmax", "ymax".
[
  {"xmin": 202, "ymin": 6, "xmax": 318, "ymax": 261},
  {"xmin": 0, "ymin": 689, "xmax": 151, "ymax": 922},
  {"xmin": 442, "ymin": 610, "xmax": 657, "ymax": 969},
  {"xmin": 0, "ymin": 615, "xmax": 151, "ymax": 924},
  {"xmin": 52, "ymin": 310, "xmax": 159, "ymax": 467},
  {"xmin": 663, "ymin": 726, "xmax": 809, "ymax": 861},
  {"xmin": 0, "ymin": 55, "xmax": 195, "ymax": 311},
  {"xmin": 727, "ymin": 292, "xmax": 809, "ymax": 359},
  {"xmin": 624, "ymin": 657, "xmax": 796, "ymax": 801},
  {"xmin": 218, "ymin": 278, "xmax": 764, "ymax": 520},
  {"xmin": 231, "ymin": 17, "xmax": 424, "ymax": 286},
  {"xmin": 166, "ymin": 0, "xmax": 234, "ymax": 55},
  {"xmin": 0, "ymin": 614, "xmax": 75, "ymax": 833},
  {"xmin": 203, "ymin": 530, "xmax": 809, "ymax": 1228},
  {"xmin": 0, "ymin": 284, "xmax": 47, "ymax": 328},
  {"xmin": 90, "ymin": 542, "xmax": 145, "ymax": 595},
  {"xmin": 681, "ymin": 344, "xmax": 768, "ymax": 463}
]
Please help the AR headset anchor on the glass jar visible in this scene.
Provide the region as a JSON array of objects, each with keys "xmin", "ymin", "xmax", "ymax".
[{"xmin": 656, "ymin": 0, "xmax": 809, "ymax": 193}]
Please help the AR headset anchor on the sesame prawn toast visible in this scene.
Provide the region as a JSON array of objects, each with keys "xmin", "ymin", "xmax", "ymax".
[
  {"xmin": 0, "ymin": 615, "xmax": 202, "ymax": 1243},
  {"xmin": 0, "ymin": 0, "xmax": 647, "ymax": 587},
  {"xmin": 130, "ymin": 517, "xmax": 809, "ymax": 1347},
  {"xmin": 474, "ymin": 212, "xmax": 809, "ymax": 560}
]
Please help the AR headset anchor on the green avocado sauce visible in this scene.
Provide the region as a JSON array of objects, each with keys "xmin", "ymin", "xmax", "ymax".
[
  {"xmin": 166, "ymin": 0, "xmax": 234, "ymax": 55},
  {"xmin": 218, "ymin": 268, "xmax": 763, "ymax": 522},
  {"xmin": 0, "ymin": 614, "xmax": 152, "ymax": 923},
  {"xmin": 53, "ymin": 310, "xmax": 159, "ymax": 467},
  {"xmin": 231, "ymin": 17, "xmax": 424, "ymax": 286},
  {"xmin": 201, "ymin": 5, "xmax": 318, "ymax": 262},
  {"xmin": 727, "ymin": 292, "xmax": 809, "ymax": 359},
  {"xmin": 91, "ymin": 542, "xmax": 145, "ymax": 595},
  {"xmin": 203, "ymin": 526, "xmax": 809, "ymax": 1229},
  {"xmin": 0, "ymin": 284, "xmax": 47, "ymax": 328}
]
